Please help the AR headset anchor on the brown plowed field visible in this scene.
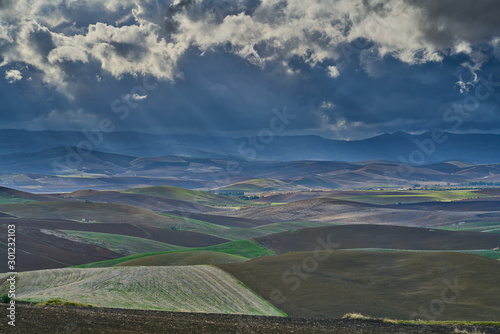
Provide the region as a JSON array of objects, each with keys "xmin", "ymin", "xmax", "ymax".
[
  {"xmin": 219, "ymin": 251, "xmax": 500, "ymax": 320},
  {"xmin": 254, "ymin": 224, "xmax": 500, "ymax": 254},
  {"xmin": 1, "ymin": 304, "xmax": 499, "ymax": 334},
  {"xmin": 0, "ymin": 226, "xmax": 120, "ymax": 272},
  {"xmin": 0, "ymin": 218, "xmax": 230, "ymax": 247}
]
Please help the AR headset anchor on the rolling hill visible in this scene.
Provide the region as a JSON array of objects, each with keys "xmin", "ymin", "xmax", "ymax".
[
  {"xmin": 116, "ymin": 251, "xmax": 248, "ymax": 266},
  {"xmin": 45, "ymin": 230, "xmax": 187, "ymax": 256},
  {"xmin": 219, "ymin": 251, "xmax": 500, "ymax": 320},
  {"xmin": 0, "ymin": 186, "xmax": 57, "ymax": 204},
  {"xmin": 216, "ymin": 178, "xmax": 339, "ymax": 192},
  {"xmin": 0, "ymin": 201, "xmax": 195, "ymax": 228},
  {"xmin": 0, "ymin": 224, "xmax": 121, "ymax": 272},
  {"xmin": 0, "ymin": 266, "xmax": 285, "ymax": 316},
  {"xmin": 123, "ymin": 186, "xmax": 251, "ymax": 206},
  {"xmin": 219, "ymin": 196, "xmax": 500, "ymax": 227},
  {"xmin": 2, "ymin": 218, "xmax": 230, "ymax": 247},
  {"xmin": 72, "ymin": 239, "xmax": 274, "ymax": 268},
  {"xmin": 55, "ymin": 189, "xmax": 219, "ymax": 213},
  {"xmin": 254, "ymin": 224, "xmax": 500, "ymax": 254}
]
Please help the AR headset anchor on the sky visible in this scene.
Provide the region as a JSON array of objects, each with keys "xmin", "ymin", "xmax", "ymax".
[{"xmin": 1, "ymin": 0, "xmax": 500, "ymax": 140}]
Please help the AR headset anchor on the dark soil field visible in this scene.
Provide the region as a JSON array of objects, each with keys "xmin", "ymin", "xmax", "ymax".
[
  {"xmin": 0, "ymin": 218, "xmax": 230, "ymax": 271},
  {"xmin": 388, "ymin": 198, "xmax": 500, "ymax": 212},
  {"xmin": 219, "ymin": 251, "xmax": 500, "ymax": 320},
  {"xmin": 254, "ymin": 224, "xmax": 500, "ymax": 254},
  {"xmin": 2, "ymin": 218, "xmax": 229, "ymax": 247},
  {"xmin": 0, "ymin": 225, "xmax": 120, "ymax": 272},
  {"xmin": 1, "ymin": 304, "xmax": 499, "ymax": 334},
  {"xmin": 170, "ymin": 212, "xmax": 270, "ymax": 228}
]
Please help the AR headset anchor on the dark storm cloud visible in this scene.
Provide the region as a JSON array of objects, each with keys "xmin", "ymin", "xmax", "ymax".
[
  {"xmin": 406, "ymin": 0, "xmax": 500, "ymax": 48},
  {"xmin": 1, "ymin": 0, "xmax": 500, "ymax": 138},
  {"xmin": 0, "ymin": 0, "xmax": 13, "ymax": 9},
  {"xmin": 28, "ymin": 28, "xmax": 56, "ymax": 61},
  {"xmin": 109, "ymin": 42, "xmax": 147, "ymax": 61}
]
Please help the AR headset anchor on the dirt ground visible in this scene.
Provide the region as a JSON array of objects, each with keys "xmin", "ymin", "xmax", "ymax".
[{"xmin": 1, "ymin": 304, "xmax": 499, "ymax": 334}]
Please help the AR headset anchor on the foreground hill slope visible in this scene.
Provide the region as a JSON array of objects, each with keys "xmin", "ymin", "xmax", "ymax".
[
  {"xmin": 0, "ymin": 266, "xmax": 284, "ymax": 316},
  {"xmin": 219, "ymin": 251, "xmax": 500, "ymax": 320}
]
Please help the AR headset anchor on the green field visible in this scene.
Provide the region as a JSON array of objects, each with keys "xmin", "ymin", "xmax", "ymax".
[
  {"xmin": 194, "ymin": 221, "xmax": 341, "ymax": 240},
  {"xmin": 117, "ymin": 251, "xmax": 248, "ymax": 266},
  {"xmin": 217, "ymin": 179, "xmax": 288, "ymax": 192},
  {"xmin": 72, "ymin": 239, "xmax": 274, "ymax": 268},
  {"xmin": 0, "ymin": 196, "xmax": 35, "ymax": 205},
  {"xmin": 334, "ymin": 190, "xmax": 486, "ymax": 205},
  {"xmin": 0, "ymin": 190, "xmax": 37, "ymax": 204},
  {"xmin": 0, "ymin": 266, "xmax": 285, "ymax": 316},
  {"xmin": 343, "ymin": 248, "xmax": 500, "ymax": 260},
  {"xmin": 53, "ymin": 230, "xmax": 187, "ymax": 256},
  {"xmin": 436, "ymin": 221, "xmax": 500, "ymax": 233}
]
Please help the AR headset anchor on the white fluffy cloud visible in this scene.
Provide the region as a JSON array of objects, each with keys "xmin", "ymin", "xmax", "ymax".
[
  {"xmin": 0, "ymin": 0, "xmax": 185, "ymax": 96},
  {"xmin": 327, "ymin": 66, "xmax": 340, "ymax": 78},
  {"xmin": 1, "ymin": 0, "xmax": 499, "ymax": 96},
  {"xmin": 4, "ymin": 69, "xmax": 22, "ymax": 83}
]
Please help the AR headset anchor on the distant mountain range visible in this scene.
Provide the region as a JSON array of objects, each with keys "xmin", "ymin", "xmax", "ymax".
[
  {"xmin": 1, "ymin": 129, "xmax": 500, "ymax": 163},
  {"xmin": 0, "ymin": 145, "xmax": 499, "ymax": 192}
]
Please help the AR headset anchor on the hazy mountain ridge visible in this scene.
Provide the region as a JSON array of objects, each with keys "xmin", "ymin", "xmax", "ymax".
[{"xmin": 1, "ymin": 129, "xmax": 500, "ymax": 163}]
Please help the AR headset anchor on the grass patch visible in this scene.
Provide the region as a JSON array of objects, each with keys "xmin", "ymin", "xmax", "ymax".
[
  {"xmin": 0, "ymin": 294, "xmax": 11, "ymax": 303},
  {"xmin": 342, "ymin": 312, "xmax": 372, "ymax": 320},
  {"xmin": 199, "ymin": 239, "xmax": 274, "ymax": 258},
  {"xmin": 117, "ymin": 251, "xmax": 248, "ymax": 267},
  {"xmin": 0, "ymin": 191, "xmax": 36, "ymax": 204},
  {"xmin": 436, "ymin": 222, "xmax": 500, "ymax": 233},
  {"xmin": 342, "ymin": 313, "xmax": 500, "ymax": 326},
  {"xmin": 36, "ymin": 299, "xmax": 94, "ymax": 308},
  {"xmin": 395, "ymin": 320, "xmax": 500, "ymax": 326},
  {"xmin": 333, "ymin": 190, "xmax": 486, "ymax": 205}
]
